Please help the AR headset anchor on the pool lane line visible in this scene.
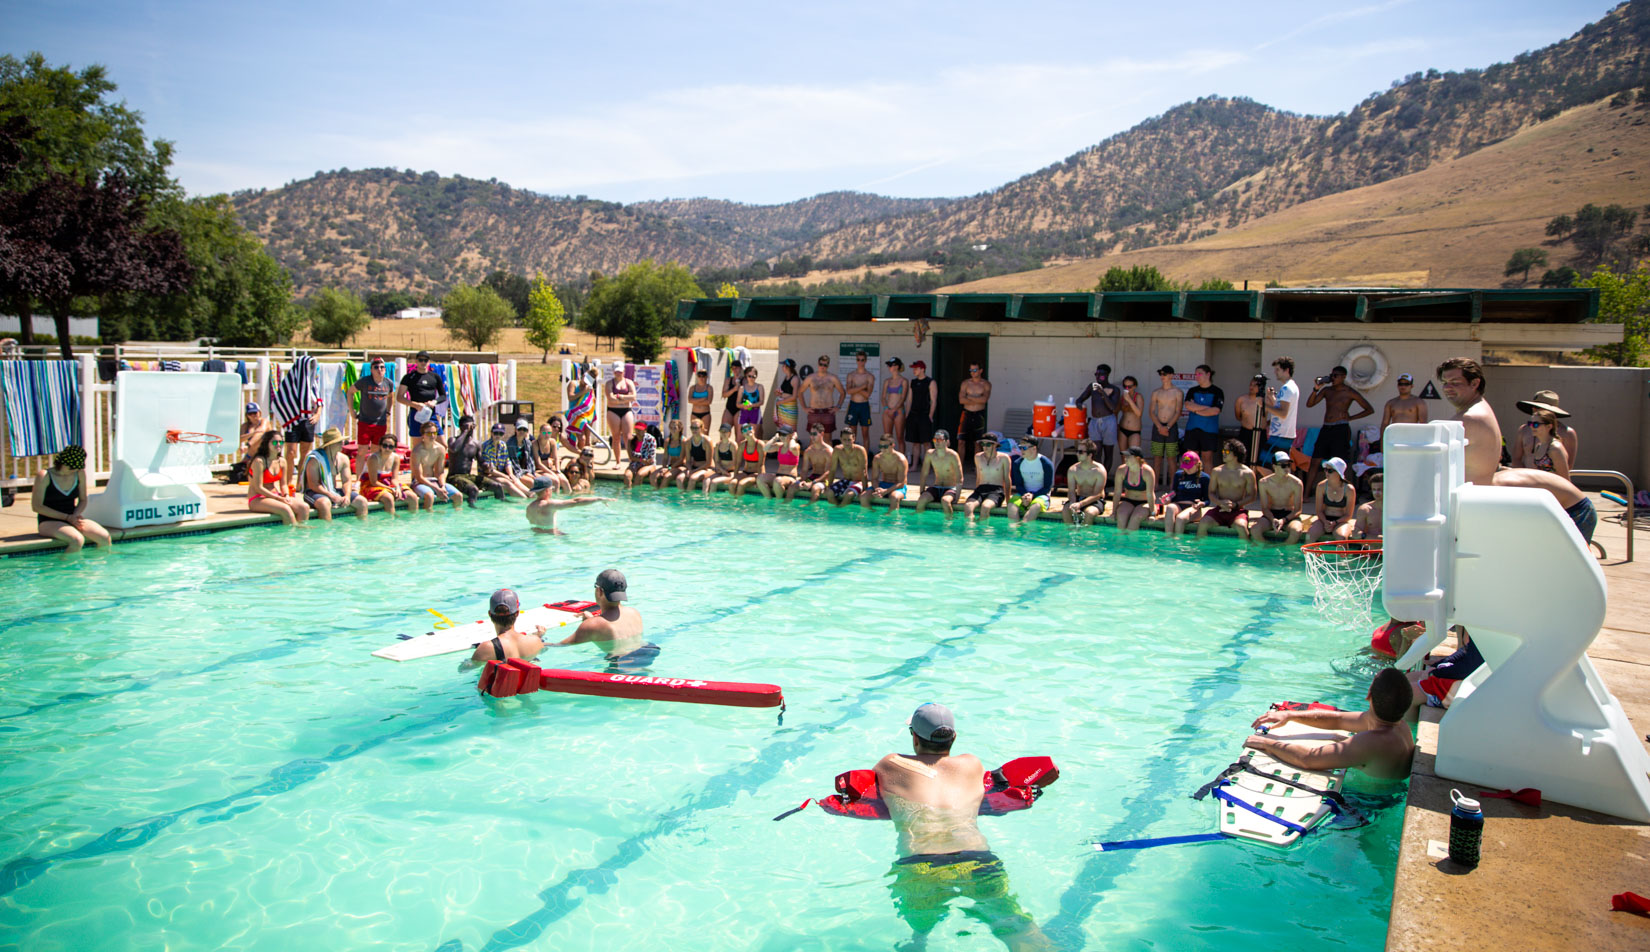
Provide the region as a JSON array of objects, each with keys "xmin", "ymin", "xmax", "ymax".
[
  {"xmin": 1039, "ymin": 591, "xmax": 1306, "ymax": 951},
  {"xmin": 0, "ymin": 547, "xmax": 896, "ymax": 900},
  {"xmin": 0, "ymin": 531, "xmax": 744, "ymax": 726},
  {"xmin": 439, "ymin": 570, "xmax": 1078, "ymax": 952}
]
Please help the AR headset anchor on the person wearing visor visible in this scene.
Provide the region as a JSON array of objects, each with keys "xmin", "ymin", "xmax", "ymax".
[
  {"xmin": 551, "ymin": 569, "xmax": 658, "ymax": 672},
  {"xmin": 466, "ymin": 588, "xmax": 548, "ymax": 667},
  {"xmin": 31, "ymin": 444, "xmax": 111, "ymax": 552},
  {"xmin": 875, "ymin": 703, "xmax": 1051, "ymax": 952}
]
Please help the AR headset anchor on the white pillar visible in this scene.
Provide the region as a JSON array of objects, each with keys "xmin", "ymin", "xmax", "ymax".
[
  {"xmin": 78, "ymin": 354, "xmax": 99, "ymax": 477},
  {"xmin": 507, "ymin": 359, "xmax": 517, "ymax": 401}
]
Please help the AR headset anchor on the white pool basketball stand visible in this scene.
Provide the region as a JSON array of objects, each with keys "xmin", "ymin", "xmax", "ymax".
[
  {"xmin": 85, "ymin": 371, "xmax": 244, "ymax": 530},
  {"xmin": 1383, "ymin": 421, "xmax": 1650, "ymax": 821}
]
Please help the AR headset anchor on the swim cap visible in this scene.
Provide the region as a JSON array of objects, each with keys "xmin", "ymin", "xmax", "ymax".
[{"xmin": 531, "ymin": 475, "xmax": 554, "ymax": 492}]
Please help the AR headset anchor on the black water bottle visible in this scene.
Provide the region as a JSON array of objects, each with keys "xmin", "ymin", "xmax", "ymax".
[{"xmin": 1448, "ymin": 789, "xmax": 1484, "ymax": 868}]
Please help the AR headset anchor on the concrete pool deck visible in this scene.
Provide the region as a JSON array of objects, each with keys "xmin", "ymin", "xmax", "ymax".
[{"xmin": 3, "ymin": 473, "xmax": 1647, "ymax": 947}]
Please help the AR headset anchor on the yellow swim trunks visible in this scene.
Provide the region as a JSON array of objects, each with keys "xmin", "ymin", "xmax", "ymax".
[{"xmin": 886, "ymin": 850, "xmax": 1037, "ymax": 939}]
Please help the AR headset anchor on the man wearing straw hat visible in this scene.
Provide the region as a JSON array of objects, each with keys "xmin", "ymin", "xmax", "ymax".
[
  {"xmin": 1510, "ymin": 389, "xmax": 1580, "ymax": 471},
  {"xmin": 301, "ymin": 427, "xmax": 370, "ymax": 521}
]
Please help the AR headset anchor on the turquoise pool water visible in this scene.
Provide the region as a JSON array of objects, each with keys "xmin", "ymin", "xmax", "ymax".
[{"xmin": 0, "ymin": 492, "xmax": 1402, "ymax": 951}]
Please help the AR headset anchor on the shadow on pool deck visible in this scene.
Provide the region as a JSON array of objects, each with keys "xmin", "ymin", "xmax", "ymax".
[{"xmin": 3, "ymin": 471, "xmax": 1648, "ymax": 948}]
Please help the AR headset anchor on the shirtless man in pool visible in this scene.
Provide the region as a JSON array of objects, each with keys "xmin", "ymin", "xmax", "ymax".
[
  {"xmin": 915, "ymin": 430, "xmax": 963, "ymax": 519},
  {"xmin": 1246, "ymin": 668, "xmax": 1415, "ymax": 780},
  {"xmin": 863, "ymin": 434, "xmax": 909, "ymax": 515},
  {"xmin": 549, "ymin": 569, "xmax": 659, "ymax": 671},
  {"xmin": 873, "ymin": 703, "xmax": 1052, "ymax": 951},
  {"xmin": 524, "ymin": 477, "xmax": 609, "ymax": 534}
]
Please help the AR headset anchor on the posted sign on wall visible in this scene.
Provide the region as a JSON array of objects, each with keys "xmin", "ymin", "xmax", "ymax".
[
  {"xmin": 632, "ymin": 364, "xmax": 664, "ymax": 426},
  {"xmin": 838, "ymin": 342, "xmax": 880, "ymax": 357}
]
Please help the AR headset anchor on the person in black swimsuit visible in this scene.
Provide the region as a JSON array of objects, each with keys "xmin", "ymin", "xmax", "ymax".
[
  {"xmin": 904, "ymin": 360, "xmax": 938, "ymax": 464},
  {"xmin": 680, "ymin": 418, "xmax": 715, "ymax": 491},
  {"xmin": 466, "ymin": 588, "xmax": 548, "ymax": 668},
  {"xmin": 32, "ymin": 444, "xmax": 111, "ymax": 553}
]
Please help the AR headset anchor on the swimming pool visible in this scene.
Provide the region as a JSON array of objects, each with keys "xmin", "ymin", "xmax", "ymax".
[{"xmin": 0, "ymin": 492, "xmax": 1402, "ymax": 951}]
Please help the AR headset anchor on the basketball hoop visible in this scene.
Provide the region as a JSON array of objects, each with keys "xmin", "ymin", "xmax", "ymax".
[
  {"xmin": 163, "ymin": 429, "xmax": 225, "ymax": 483},
  {"xmin": 1301, "ymin": 539, "xmax": 1383, "ymax": 631}
]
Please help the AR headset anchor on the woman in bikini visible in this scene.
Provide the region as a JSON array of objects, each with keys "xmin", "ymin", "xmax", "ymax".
[
  {"xmin": 758, "ymin": 428, "xmax": 801, "ymax": 499},
  {"xmin": 774, "ymin": 359, "xmax": 799, "ymax": 434},
  {"xmin": 1306, "ymin": 457, "xmax": 1357, "ymax": 542},
  {"xmin": 247, "ymin": 431, "xmax": 311, "ymax": 525},
  {"xmin": 1526, "ymin": 409, "xmax": 1571, "ymax": 480},
  {"xmin": 31, "ymin": 444, "xmax": 111, "ymax": 552},
  {"xmin": 703, "ymin": 423, "xmax": 740, "ymax": 494},
  {"xmin": 360, "ymin": 433, "xmax": 413, "ymax": 516},
  {"xmin": 605, "ymin": 362, "xmax": 638, "ymax": 460},
  {"xmin": 881, "ymin": 360, "xmax": 907, "ymax": 449},
  {"xmin": 653, "ymin": 419, "xmax": 686, "ymax": 489},
  {"xmin": 1234, "ymin": 374, "xmax": 1268, "ymax": 472},
  {"xmin": 1118, "ymin": 376, "xmax": 1145, "ymax": 453},
  {"xmin": 679, "ymin": 418, "xmax": 715, "ymax": 491},
  {"xmin": 731, "ymin": 423, "xmax": 767, "ymax": 497},
  {"xmin": 737, "ymin": 367, "xmax": 765, "ymax": 433},
  {"xmin": 1110, "ymin": 446, "xmax": 1156, "ymax": 533},
  {"xmin": 687, "ymin": 370, "xmax": 715, "ymax": 432},
  {"xmin": 533, "ymin": 420, "xmax": 572, "ymax": 492}
]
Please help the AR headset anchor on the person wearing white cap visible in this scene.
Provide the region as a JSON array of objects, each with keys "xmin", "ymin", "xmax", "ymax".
[
  {"xmin": 605, "ymin": 361, "xmax": 638, "ymax": 462},
  {"xmin": 1378, "ymin": 373, "xmax": 1428, "ymax": 435},
  {"xmin": 1250, "ymin": 450, "xmax": 1305, "ymax": 544},
  {"xmin": 874, "ymin": 703, "xmax": 1051, "ymax": 951},
  {"xmin": 1306, "ymin": 457, "xmax": 1356, "ymax": 542}
]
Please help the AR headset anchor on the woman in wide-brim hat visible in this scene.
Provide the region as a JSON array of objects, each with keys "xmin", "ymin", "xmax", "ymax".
[{"xmin": 1511, "ymin": 389, "xmax": 1579, "ymax": 469}]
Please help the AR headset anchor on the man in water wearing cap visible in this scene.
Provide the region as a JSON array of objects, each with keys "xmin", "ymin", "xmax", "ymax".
[
  {"xmin": 1378, "ymin": 373, "xmax": 1428, "ymax": 436},
  {"xmin": 355, "ymin": 357, "xmax": 395, "ymax": 471},
  {"xmin": 396, "ymin": 350, "xmax": 447, "ymax": 438},
  {"xmin": 1510, "ymin": 389, "xmax": 1580, "ymax": 471},
  {"xmin": 875, "ymin": 703, "xmax": 1052, "ymax": 951},
  {"xmin": 1071, "ymin": 364, "xmax": 1121, "ymax": 472},
  {"xmin": 1248, "ymin": 668, "xmax": 1415, "ymax": 780},
  {"xmin": 466, "ymin": 589, "xmax": 548, "ymax": 666},
  {"xmin": 550, "ymin": 569, "xmax": 659, "ymax": 672},
  {"xmin": 525, "ymin": 478, "xmax": 608, "ymax": 534}
]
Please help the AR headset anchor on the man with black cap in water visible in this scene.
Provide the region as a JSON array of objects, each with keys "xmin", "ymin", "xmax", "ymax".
[
  {"xmin": 524, "ymin": 478, "xmax": 608, "ymax": 534},
  {"xmin": 550, "ymin": 568, "xmax": 659, "ymax": 671},
  {"xmin": 466, "ymin": 588, "xmax": 548, "ymax": 666},
  {"xmin": 875, "ymin": 703, "xmax": 1052, "ymax": 952}
]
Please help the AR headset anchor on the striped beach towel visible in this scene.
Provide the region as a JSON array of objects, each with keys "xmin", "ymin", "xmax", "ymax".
[
  {"xmin": 567, "ymin": 383, "xmax": 597, "ymax": 434},
  {"xmin": 270, "ymin": 355, "xmax": 322, "ymax": 429},
  {"xmin": 661, "ymin": 359, "xmax": 680, "ymax": 421},
  {"xmin": 2, "ymin": 360, "xmax": 81, "ymax": 456}
]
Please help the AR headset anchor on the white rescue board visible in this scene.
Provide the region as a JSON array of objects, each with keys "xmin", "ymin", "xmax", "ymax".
[
  {"xmin": 1217, "ymin": 720, "xmax": 1349, "ymax": 847},
  {"xmin": 372, "ymin": 605, "xmax": 579, "ymax": 662}
]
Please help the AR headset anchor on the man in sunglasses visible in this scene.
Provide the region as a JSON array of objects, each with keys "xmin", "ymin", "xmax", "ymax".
[{"xmin": 800, "ymin": 354, "xmax": 845, "ymax": 436}]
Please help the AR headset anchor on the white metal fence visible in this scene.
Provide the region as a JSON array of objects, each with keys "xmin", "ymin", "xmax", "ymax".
[{"xmin": 1, "ymin": 354, "xmax": 516, "ymax": 488}]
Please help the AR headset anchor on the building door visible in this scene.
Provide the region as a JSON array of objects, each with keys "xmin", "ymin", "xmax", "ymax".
[{"xmin": 933, "ymin": 333, "xmax": 989, "ymax": 440}]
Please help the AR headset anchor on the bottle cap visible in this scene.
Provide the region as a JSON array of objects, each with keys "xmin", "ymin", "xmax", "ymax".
[{"xmin": 1450, "ymin": 789, "xmax": 1482, "ymax": 813}]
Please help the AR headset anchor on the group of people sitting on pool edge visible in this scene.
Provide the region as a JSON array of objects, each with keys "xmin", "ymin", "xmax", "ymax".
[{"xmin": 464, "ymin": 570, "xmax": 1418, "ymax": 952}]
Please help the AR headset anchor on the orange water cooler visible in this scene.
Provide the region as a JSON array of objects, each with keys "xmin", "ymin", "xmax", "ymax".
[
  {"xmin": 1032, "ymin": 399, "xmax": 1056, "ymax": 437},
  {"xmin": 1063, "ymin": 403, "xmax": 1087, "ymax": 440}
]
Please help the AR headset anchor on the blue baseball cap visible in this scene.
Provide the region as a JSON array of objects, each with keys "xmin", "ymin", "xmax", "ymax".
[{"xmin": 245, "ymin": 401, "xmax": 260, "ymax": 413}]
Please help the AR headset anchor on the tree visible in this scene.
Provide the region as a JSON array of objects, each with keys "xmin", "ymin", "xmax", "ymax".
[
  {"xmin": 1544, "ymin": 214, "xmax": 1573, "ymax": 238},
  {"xmin": 364, "ymin": 288, "xmax": 416, "ymax": 317},
  {"xmin": 441, "ymin": 283, "xmax": 513, "ymax": 351},
  {"xmin": 481, "ymin": 269, "xmax": 530, "ymax": 323},
  {"xmin": 578, "ymin": 260, "xmax": 704, "ymax": 361},
  {"xmin": 306, "ymin": 287, "xmax": 369, "ymax": 347},
  {"xmin": 1096, "ymin": 264, "xmax": 1174, "ymax": 292},
  {"xmin": 1580, "ymin": 265, "xmax": 1650, "ymax": 366},
  {"xmin": 715, "ymin": 281, "xmax": 738, "ymax": 298},
  {"xmin": 523, "ymin": 274, "xmax": 565, "ymax": 363},
  {"xmin": 1570, "ymin": 203, "xmax": 1638, "ymax": 268},
  {"xmin": 1194, "ymin": 278, "xmax": 1235, "ymax": 291},
  {"xmin": 1504, "ymin": 248, "xmax": 1548, "ymax": 284}
]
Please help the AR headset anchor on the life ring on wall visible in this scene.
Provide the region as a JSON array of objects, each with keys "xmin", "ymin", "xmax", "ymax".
[{"xmin": 1339, "ymin": 345, "xmax": 1389, "ymax": 390}]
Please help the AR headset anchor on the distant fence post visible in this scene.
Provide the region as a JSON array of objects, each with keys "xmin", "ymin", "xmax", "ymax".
[
  {"xmin": 507, "ymin": 359, "xmax": 517, "ymax": 402},
  {"xmin": 78, "ymin": 355, "xmax": 98, "ymax": 474},
  {"xmin": 256, "ymin": 356, "xmax": 271, "ymax": 409}
]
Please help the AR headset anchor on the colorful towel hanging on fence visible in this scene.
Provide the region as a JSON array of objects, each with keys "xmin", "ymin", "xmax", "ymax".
[
  {"xmin": 1, "ymin": 360, "xmax": 81, "ymax": 457},
  {"xmin": 661, "ymin": 359, "xmax": 680, "ymax": 422}
]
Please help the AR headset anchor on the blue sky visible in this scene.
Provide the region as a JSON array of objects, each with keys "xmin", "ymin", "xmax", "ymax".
[{"xmin": 2, "ymin": 0, "xmax": 1619, "ymax": 205}]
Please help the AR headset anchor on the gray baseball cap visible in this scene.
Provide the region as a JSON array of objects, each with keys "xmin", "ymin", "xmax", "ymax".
[
  {"xmin": 488, "ymin": 588, "xmax": 520, "ymax": 617},
  {"xmin": 531, "ymin": 475, "xmax": 554, "ymax": 492},
  {"xmin": 596, "ymin": 568, "xmax": 627, "ymax": 602},
  {"xmin": 909, "ymin": 702, "xmax": 955, "ymax": 741}
]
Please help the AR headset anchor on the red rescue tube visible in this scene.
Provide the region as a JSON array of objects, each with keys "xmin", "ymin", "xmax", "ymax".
[
  {"xmin": 536, "ymin": 669, "xmax": 783, "ymax": 708},
  {"xmin": 506, "ymin": 659, "xmax": 541, "ymax": 694},
  {"xmin": 811, "ymin": 756, "xmax": 1059, "ymax": 820}
]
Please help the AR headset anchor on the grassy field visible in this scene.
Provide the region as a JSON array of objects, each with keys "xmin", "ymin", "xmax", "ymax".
[{"xmin": 943, "ymin": 98, "xmax": 1648, "ymax": 292}]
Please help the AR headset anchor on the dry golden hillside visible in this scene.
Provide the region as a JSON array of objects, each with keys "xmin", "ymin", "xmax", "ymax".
[{"xmin": 942, "ymin": 97, "xmax": 1650, "ymax": 292}]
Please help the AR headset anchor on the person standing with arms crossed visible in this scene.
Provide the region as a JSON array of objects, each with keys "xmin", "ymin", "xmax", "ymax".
[
  {"xmin": 881, "ymin": 358, "xmax": 908, "ymax": 451},
  {"xmin": 1182, "ymin": 364, "xmax": 1224, "ymax": 473},
  {"xmin": 957, "ymin": 363, "xmax": 992, "ymax": 473},
  {"xmin": 904, "ymin": 360, "xmax": 938, "ymax": 467},
  {"xmin": 844, "ymin": 351, "xmax": 876, "ymax": 446},
  {"xmin": 1148, "ymin": 366, "xmax": 1184, "ymax": 491},
  {"xmin": 800, "ymin": 355, "xmax": 845, "ymax": 436},
  {"xmin": 353, "ymin": 357, "xmax": 395, "ymax": 473}
]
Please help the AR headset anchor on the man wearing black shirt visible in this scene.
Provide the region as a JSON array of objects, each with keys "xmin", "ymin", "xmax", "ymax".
[
  {"xmin": 355, "ymin": 357, "xmax": 395, "ymax": 469},
  {"xmin": 396, "ymin": 350, "xmax": 447, "ymax": 437},
  {"xmin": 444, "ymin": 415, "xmax": 484, "ymax": 505}
]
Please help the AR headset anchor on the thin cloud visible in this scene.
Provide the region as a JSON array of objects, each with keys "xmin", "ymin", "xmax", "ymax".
[{"xmin": 1255, "ymin": 0, "xmax": 1417, "ymax": 51}]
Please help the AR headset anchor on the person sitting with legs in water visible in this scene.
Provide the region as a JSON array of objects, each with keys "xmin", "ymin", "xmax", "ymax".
[
  {"xmin": 826, "ymin": 426, "xmax": 871, "ymax": 507},
  {"xmin": 964, "ymin": 434, "xmax": 1012, "ymax": 523},
  {"xmin": 466, "ymin": 588, "xmax": 548, "ymax": 668},
  {"xmin": 1305, "ymin": 457, "xmax": 1356, "ymax": 542},
  {"xmin": 759, "ymin": 428, "xmax": 802, "ymax": 500},
  {"xmin": 915, "ymin": 430, "xmax": 963, "ymax": 520},
  {"xmin": 679, "ymin": 418, "xmax": 714, "ymax": 492},
  {"xmin": 704, "ymin": 422, "xmax": 740, "ymax": 495},
  {"xmin": 549, "ymin": 569, "xmax": 659, "ymax": 672},
  {"xmin": 525, "ymin": 476, "xmax": 609, "ymax": 534},
  {"xmin": 863, "ymin": 432, "xmax": 909, "ymax": 515},
  {"xmin": 875, "ymin": 703, "xmax": 1053, "ymax": 952},
  {"xmin": 1008, "ymin": 437, "xmax": 1054, "ymax": 526},
  {"xmin": 1197, "ymin": 439, "xmax": 1255, "ymax": 539},
  {"xmin": 247, "ymin": 431, "xmax": 311, "ymax": 526},
  {"xmin": 563, "ymin": 446, "xmax": 595, "ymax": 493},
  {"xmin": 411, "ymin": 423, "xmax": 463, "ymax": 512},
  {"xmin": 624, "ymin": 426, "xmax": 658, "ymax": 489},
  {"xmin": 792, "ymin": 423, "xmax": 835, "ymax": 504},
  {"xmin": 1353, "ymin": 472, "xmax": 1383, "ymax": 540},
  {"xmin": 1062, "ymin": 439, "xmax": 1108, "ymax": 527},
  {"xmin": 1159, "ymin": 451, "xmax": 1208, "ymax": 537},
  {"xmin": 653, "ymin": 419, "xmax": 686, "ymax": 489},
  {"xmin": 479, "ymin": 423, "xmax": 531, "ymax": 499},
  {"xmin": 1249, "ymin": 451, "xmax": 1306, "ymax": 545},
  {"xmin": 733, "ymin": 423, "xmax": 766, "ymax": 498},
  {"xmin": 1110, "ymin": 447, "xmax": 1156, "ymax": 533},
  {"xmin": 302, "ymin": 427, "xmax": 369, "ymax": 521},
  {"xmin": 1247, "ymin": 668, "xmax": 1416, "ymax": 780},
  {"xmin": 31, "ymin": 444, "xmax": 111, "ymax": 552}
]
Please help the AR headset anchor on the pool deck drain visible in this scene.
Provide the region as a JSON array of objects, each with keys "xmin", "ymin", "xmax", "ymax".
[{"xmin": 3, "ymin": 470, "xmax": 1647, "ymax": 949}]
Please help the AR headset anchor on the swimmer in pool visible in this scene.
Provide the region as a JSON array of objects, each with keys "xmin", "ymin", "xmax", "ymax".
[
  {"xmin": 550, "ymin": 568, "xmax": 659, "ymax": 671},
  {"xmin": 875, "ymin": 703, "xmax": 1052, "ymax": 952},
  {"xmin": 524, "ymin": 477, "xmax": 609, "ymax": 534},
  {"xmin": 465, "ymin": 588, "xmax": 548, "ymax": 667},
  {"xmin": 1246, "ymin": 668, "xmax": 1416, "ymax": 780}
]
